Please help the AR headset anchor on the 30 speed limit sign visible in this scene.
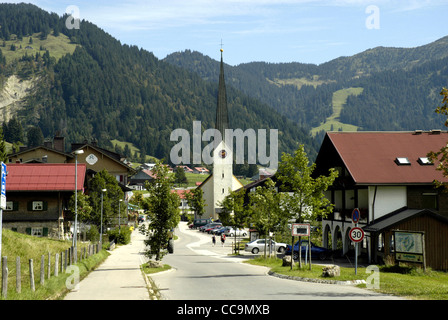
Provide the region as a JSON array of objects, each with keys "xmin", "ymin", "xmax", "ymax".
[{"xmin": 349, "ymin": 227, "xmax": 364, "ymax": 243}]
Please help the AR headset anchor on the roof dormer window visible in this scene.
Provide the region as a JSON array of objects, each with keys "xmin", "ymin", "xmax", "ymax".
[
  {"xmin": 418, "ymin": 157, "xmax": 433, "ymax": 165},
  {"xmin": 395, "ymin": 157, "xmax": 411, "ymax": 165}
]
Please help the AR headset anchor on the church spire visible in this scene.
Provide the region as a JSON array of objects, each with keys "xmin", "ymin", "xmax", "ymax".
[{"xmin": 215, "ymin": 48, "xmax": 229, "ymax": 138}]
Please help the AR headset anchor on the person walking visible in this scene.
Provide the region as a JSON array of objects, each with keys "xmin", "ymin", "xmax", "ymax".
[
  {"xmin": 221, "ymin": 234, "xmax": 226, "ymax": 247},
  {"xmin": 212, "ymin": 235, "xmax": 216, "ymax": 246}
]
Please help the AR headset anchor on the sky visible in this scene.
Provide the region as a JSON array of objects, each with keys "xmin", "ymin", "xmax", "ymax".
[{"xmin": 4, "ymin": 0, "xmax": 448, "ymax": 66}]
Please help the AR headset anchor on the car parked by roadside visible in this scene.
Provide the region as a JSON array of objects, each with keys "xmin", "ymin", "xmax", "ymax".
[
  {"xmin": 285, "ymin": 240, "xmax": 330, "ymax": 260},
  {"xmin": 224, "ymin": 227, "xmax": 247, "ymax": 237},
  {"xmin": 244, "ymin": 239, "xmax": 287, "ymax": 254},
  {"xmin": 199, "ymin": 222, "xmax": 222, "ymax": 232},
  {"xmin": 212, "ymin": 226, "xmax": 230, "ymax": 235}
]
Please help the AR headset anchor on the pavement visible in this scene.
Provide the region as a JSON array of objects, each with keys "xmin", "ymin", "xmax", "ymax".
[{"xmin": 63, "ymin": 226, "xmax": 150, "ymax": 300}]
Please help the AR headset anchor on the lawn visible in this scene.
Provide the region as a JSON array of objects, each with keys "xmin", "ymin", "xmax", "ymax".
[
  {"xmin": 0, "ymin": 228, "xmax": 109, "ymax": 300},
  {"xmin": 246, "ymin": 257, "xmax": 448, "ymax": 300}
]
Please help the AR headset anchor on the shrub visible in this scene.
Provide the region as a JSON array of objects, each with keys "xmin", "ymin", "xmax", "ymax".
[{"xmin": 107, "ymin": 227, "xmax": 131, "ymax": 245}]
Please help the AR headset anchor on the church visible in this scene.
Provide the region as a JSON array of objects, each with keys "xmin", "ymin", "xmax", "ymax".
[{"xmin": 197, "ymin": 49, "xmax": 243, "ymax": 220}]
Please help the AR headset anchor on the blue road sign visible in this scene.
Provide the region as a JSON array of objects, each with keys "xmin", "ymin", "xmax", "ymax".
[{"xmin": 352, "ymin": 208, "xmax": 360, "ymax": 224}]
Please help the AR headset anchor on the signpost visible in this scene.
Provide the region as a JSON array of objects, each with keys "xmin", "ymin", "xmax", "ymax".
[
  {"xmin": 0, "ymin": 162, "xmax": 6, "ymax": 261},
  {"xmin": 350, "ymin": 208, "xmax": 364, "ymax": 275},
  {"xmin": 291, "ymin": 223, "xmax": 311, "ymax": 269}
]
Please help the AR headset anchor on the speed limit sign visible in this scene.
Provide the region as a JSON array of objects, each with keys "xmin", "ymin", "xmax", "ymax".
[{"xmin": 349, "ymin": 227, "xmax": 364, "ymax": 242}]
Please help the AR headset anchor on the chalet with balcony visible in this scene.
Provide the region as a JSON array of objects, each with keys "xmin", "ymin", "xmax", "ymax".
[{"xmin": 314, "ymin": 130, "xmax": 448, "ymax": 269}]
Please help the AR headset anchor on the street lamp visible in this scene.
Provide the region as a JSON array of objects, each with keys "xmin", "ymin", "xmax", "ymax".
[
  {"xmin": 73, "ymin": 149, "xmax": 84, "ymax": 260},
  {"xmin": 119, "ymin": 199, "xmax": 123, "ymax": 234},
  {"xmin": 100, "ymin": 188, "xmax": 107, "ymax": 245}
]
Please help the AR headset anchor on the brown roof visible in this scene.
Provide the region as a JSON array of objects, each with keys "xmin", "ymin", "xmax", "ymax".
[{"xmin": 320, "ymin": 131, "xmax": 448, "ymax": 185}]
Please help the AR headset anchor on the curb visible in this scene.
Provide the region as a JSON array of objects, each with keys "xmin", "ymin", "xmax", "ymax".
[{"xmin": 267, "ymin": 270, "xmax": 366, "ymax": 286}]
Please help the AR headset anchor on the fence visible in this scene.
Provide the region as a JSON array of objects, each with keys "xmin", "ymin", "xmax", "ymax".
[{"xmin": 1, "ymin": 243, "xmax": 101, "ymax": 299}]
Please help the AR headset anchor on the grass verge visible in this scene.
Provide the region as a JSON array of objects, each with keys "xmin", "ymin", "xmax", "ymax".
[{"xmin": 246, "ymin": 257, "xmax": 448, "ymax": 300}]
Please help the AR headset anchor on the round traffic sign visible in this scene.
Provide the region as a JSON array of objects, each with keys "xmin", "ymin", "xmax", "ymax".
[
  {"xmin": 349, "ymin": 227, "xmax": 364, "ymax": 242},
  {"xmin": 352, "ymin": 208, "xmax": 360, "ymax": 223}
]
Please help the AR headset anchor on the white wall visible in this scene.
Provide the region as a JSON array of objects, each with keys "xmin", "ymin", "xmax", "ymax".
[{"xmin": 368, "ymin": 186, "xmax": 407, "ymax": 221}]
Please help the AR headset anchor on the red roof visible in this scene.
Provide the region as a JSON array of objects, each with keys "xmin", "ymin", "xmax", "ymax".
[
  {"xmin": 322, "ymin": 131, "xmax": 448, "ymax": 185},
  {"xmin": 6, "ymin": 163, "xmax": 86, "ymax": 191},
  {"xmin": 171, "ymin": 189, "xmax": 192, "ymax": 199}
]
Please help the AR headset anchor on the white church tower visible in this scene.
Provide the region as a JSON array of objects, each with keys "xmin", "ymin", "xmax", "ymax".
[{"xmin": 198, "ymin": 49, "xmax": 243, "ymax": 220}]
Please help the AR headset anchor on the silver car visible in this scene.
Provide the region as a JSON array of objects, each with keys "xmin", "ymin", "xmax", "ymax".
[
  {"xmin": 224, "ymin": 227, "xmax": 248, "ymax": 237},
  {"xmin": 244, "ymin": 239, "xmax": 287, "ymax": 254}
]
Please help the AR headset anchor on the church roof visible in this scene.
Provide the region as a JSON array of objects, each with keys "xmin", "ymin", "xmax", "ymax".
[{"xmin": 215, "ymin": 49, "xmax": 229, "ymax": 137}]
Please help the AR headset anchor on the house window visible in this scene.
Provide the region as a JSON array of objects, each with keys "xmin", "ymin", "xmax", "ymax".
[
  {"xmin": 395, "ymin": 157, "xmax": 411, "ymax": 165},
  {"xmin": 5, "ymin": 201, "xmax": 18, "ymax": 211},
  {"xmin": 33, "ymin": 201, "xmax": 44, "ymax": 211},
  {"xmin": 422, "ymin": 193, "xmax": 438, "ymax": 210},
  {"xmin": 27, "ymin": 201, "xmax": 47, "ymax": 211},
  {"xmin": 31, "ymin": 227, "xmax": 43, "ymax": 237},
  {"xmin": 418, "ymin": 157, "xmax": 433, "ymax": 165}
]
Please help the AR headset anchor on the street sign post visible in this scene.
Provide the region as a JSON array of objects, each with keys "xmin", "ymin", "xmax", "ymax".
[
  {"xmin": 349, "ymin": 226, "xmax": 364, "ymax": 275},
  {"xmin": 0, "ymin": 162, "xmax": 6, "ymax": 261}
]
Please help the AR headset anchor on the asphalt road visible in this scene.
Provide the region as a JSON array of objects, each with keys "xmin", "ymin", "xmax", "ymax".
[{"xmin": 150, "ymin": 222, "xmax": 404, "ymax": 300}]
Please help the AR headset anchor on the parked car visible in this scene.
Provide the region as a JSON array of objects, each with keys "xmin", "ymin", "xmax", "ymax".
[
  {"xmin": 206, "ymin": 225, "xmax": 223, "ymax": 234},
  {"xmin": 245, "ymin": 239, "xmax": 287, "ymax": 254},
  {"xmin": 212, "ymin": 226, "xmax": 230, "ymax": 235},
  {"xmin": 224, "ymin": 227, "xmax": 247, "ymax": 237},
  {"xmin": 193, "ymin": 218, "xmax": 212, "ymax": 229},
  {"xmin": 285, "ymin": 240, "xmax": 330, "ymax": 261},
  {"xmin": 200, "ymin": 222, "xmax": 222, "ymax": 232}
]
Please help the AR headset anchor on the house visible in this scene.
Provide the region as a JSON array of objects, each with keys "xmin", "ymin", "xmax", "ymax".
[
  {"xmin": 3, "ymin": 163, "xmax": 86, "ymax": 239},
  {"xmin": 313, "ymin": 130, "xmax": 448, "ymax": 269},
  {"xmin": 176, "ymin": 165, "xmax": 193, "ymax": 173},
  {"xmin": 193, "ymin": 167, "xmax": 209, "ymax": 174},
  {"xmin": 171, "ymin": 189, "xmax": 193, "ymax": 218},
  {"xmin": 8, "ymin": 136, "xmax": 71, "ymax": 164},
  {"xmin": 128, "ymin": 168, "xmax": 155, "ymax": 190},
  {"xmin": 70, "ymin": 141, "xmax": 136, "ymax": 185}
]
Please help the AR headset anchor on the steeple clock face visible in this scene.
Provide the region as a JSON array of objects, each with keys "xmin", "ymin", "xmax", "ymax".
[{"xmin": 219, "ymin": 149, "xmax": 227, "ymax": 159}]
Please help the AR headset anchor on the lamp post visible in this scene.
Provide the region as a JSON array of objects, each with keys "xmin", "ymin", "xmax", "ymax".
[
  {"xmin": 73, "ymin": 150, "xmax": 84, "ymax": 258},
  {"xmin": 119, "ymin": 199, "xmax": 123, "ymax": 234},
  {"xmin": 100, "ymin": 188, "xmax": 107, "ymax": 245}
]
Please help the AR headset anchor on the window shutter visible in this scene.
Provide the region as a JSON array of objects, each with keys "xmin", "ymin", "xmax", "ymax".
[
  {"xmin": 13, "ymin": 201, "xmax": 19, "ymax": 211},
  {"xmin": 43, "ymin": 228, "xmax": 49, "ymax": 236},
  {"xmin": 27, "ymin": 201, "xmax": 33, "ymax": 211},
  {"xmin": 26, "ymin": 228, "xmax": 31, "ymax": 235},
  {"xmin": 43, "ymin": 201, "xmax": 48, "ymax": 211}
]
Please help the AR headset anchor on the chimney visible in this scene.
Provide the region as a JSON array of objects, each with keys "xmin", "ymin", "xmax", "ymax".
[{"xmin": 53, "ymin": 136, "xmax": 65, "ymax": 152}]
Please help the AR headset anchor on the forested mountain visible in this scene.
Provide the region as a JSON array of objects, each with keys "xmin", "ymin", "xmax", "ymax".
[
  {"xmin": 165, "ymin": 36, "xmax": 448, "ymax": 136},
  {"xmin": 0, "ymin": 3, "xmax": 317, "ymax": 165}
]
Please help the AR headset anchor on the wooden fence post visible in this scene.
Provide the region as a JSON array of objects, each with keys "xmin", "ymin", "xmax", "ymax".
[
  {"xmin": 16, "ymin": 256, "xmax": 21, "ymax": 293},
  {"xmin": 47, "ymin": 252, "xmax": 51, "ymax": 279},
  {"xmin": 29, "ymin": 259, "xmax": 35, "ymax": 292},
  {"xmin": 40, "ymin": 255, "xmax": 45, "ymax": 285},
  {"xmin": 2, "ymin": 256, "xmax": 7, "ymax": 299},
  {"xmin": 55, "ymin": 253, "xmax": 59, "ymax": 277}
]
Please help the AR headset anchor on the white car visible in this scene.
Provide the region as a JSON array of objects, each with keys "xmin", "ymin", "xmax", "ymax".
[
  {"xmin": 224, "ymin": 227, "xmax": 247, "ymax": 237},
  {"xmin": 244, "ymin": 239, "xmax": 287, "ymax": 254}
]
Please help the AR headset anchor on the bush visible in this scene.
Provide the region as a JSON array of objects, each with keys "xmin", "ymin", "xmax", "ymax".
[
  {"xmin": 107, "ymin": 227, "xmax": 131, "ymax": 245},
  {"xmin": 86, "ymin": 225, "xmax": 100, "ymax": 242}
]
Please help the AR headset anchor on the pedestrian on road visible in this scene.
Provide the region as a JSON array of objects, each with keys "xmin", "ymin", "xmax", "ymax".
[
  {"xmin": 212, "ymin": 235, "xmax": 216, "ymax": 246},
  {"xmin": 221, "ymin": 234, "xmax": 226, "ymax": 247}
]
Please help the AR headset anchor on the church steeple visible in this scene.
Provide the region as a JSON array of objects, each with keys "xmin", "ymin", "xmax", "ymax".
[{"xmin": 215, "ymin": 49, "xmax": 229, "ymax": 138}]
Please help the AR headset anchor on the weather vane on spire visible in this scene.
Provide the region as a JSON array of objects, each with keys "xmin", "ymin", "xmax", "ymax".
[{"xmin": 220, "ymin": 39, "xmax": 224, "ymax": 52}]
